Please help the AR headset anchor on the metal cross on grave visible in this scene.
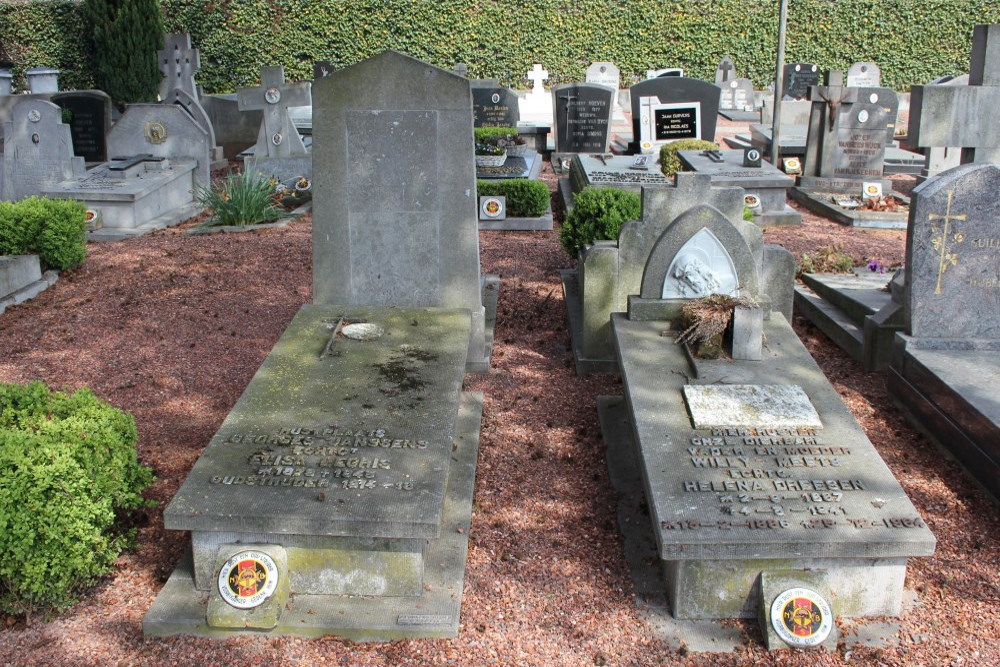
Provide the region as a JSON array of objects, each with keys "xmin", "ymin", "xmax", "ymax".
[
  {"xmin": 909, "ymin": 24, "xmax": 1000, "ymax": 166},
  {"xmin": 237, "ymin": 66, "xmax": 311, "ymax": 159},
  {"xmin": 157, "ymin": 33, "xmax": 200, "ymax": 101},
  {"xmin": 527, "ymin": 64, "xmax": 548, "ymax": 95}
]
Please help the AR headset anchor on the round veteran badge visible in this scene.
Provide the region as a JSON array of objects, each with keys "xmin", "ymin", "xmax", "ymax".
[
  {"xmin": 770, "ymin": 587, "xmax": 833, "ymax": 648},
  {"xmin": 218, "ymin": 551, "xmax": 279, "ymax": 609}
]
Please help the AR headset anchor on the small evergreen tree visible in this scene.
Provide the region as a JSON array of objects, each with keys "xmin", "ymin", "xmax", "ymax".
[{"xmin": 83, "ymin": 0, "xmax": 164, "ymax": 108}]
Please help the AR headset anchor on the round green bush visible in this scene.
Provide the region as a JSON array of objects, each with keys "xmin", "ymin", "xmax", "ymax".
[
  {"xmin": 559, "ymin": 186, "xmax": 641, "ymax": 257},
  {"xmin": 659, "ymin": 139, "xmax": 719, "ymax": 177},
  {"xmin": 0, "ymin": 197, "xmax": 87, "ymax": 270},
  {"xmin": 0, "ymin": 381, "xmax": 153, "ymax": 618}
]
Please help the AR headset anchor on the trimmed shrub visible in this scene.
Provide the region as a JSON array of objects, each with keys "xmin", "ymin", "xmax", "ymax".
[
  {"xmin": 0, "ymin": 381, "xmax": 153, "ymax": 618},
  {"xmin": 83, "ymin": 0, "xmax": 163, "ymax": 107},
  {"xmin": 559, "ymin": 186, "xmax": 641, "ymax": 257},
  {"xmin": 0, "ymin": 197, "xmax": 87, "ymax": 271},
  {"xmin": 474, "ymin": 127, "xmax": 517, "ymax": 144},
  {"xmin": 476, "ymin": 179, "xmax": 549, "ymax": 218},
  {"xmin": 659, "ymin": 139, "xmax": 719, "ymax": 177}
]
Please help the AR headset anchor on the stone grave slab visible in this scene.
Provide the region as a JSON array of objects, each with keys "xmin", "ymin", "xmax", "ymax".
[
  {"xmin": 682, "ymin": 384, "xmax": 822, "ymax": 429},
  {"xmin": 145, "ymin": 305, "xmax": 482, "ymax": 638},
  {"xmin": 678, "ymin": 149, "xmax": 800, "ymax": 227},
  {"xmin": 51, "ymin": 91, "xmax": 111, "ymax": 163},
  {"xmin": 475, "ymin": 148, "xmax": 543, "ymax": 181},
  {"xmin": 627, "ymin": 77, "xmax": 720, "ymax": 153},
  {"xmin": 552, "ymin": 82, "xmax": 615, "ymax": 157},
  {"xmin": 471, "ymin": 84, "xmax": 520, "ymax": 127},
  {"xmin": 1, "ymin": 99, "xmax": 85, "ymax": 201}
]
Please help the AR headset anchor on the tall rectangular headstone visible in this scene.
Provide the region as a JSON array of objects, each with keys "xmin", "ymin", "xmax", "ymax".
[
  {"xmin": 628, "ymin": 77, "xmax": 721, "ymax": 153},
  {"xmin": 552, "ymin": 82, "xmax": 614, "ymax": 153},
  {"xmin": 312, "ymin": 51, "xmax": 485, "ymax": 364}
]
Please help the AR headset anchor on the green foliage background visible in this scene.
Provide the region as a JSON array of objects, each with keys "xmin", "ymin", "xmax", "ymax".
[
  {"xmin": 82, "ymin": 0, "xmax": 164, "ymax": 106},
  {"xmin": 0, "ymin": 1, "xmax": 996, "ymax": 93}
]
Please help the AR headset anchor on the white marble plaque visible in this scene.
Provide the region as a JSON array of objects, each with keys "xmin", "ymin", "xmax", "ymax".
[{"xmin": 682, "ymin": 384, "xmax": 823, "ymax": 429}]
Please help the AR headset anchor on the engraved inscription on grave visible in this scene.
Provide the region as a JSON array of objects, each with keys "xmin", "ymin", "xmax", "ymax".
[
  {"xmin": 213, "ymin": 425, "xmax": 432, "ymax": 493},
  {"xmin": 662, "ymin": 426, "xmax": 928, "ymax": 535},
  {"xmin": 655, "ymin": 106, "xmax": 698, "ymax": 141}
]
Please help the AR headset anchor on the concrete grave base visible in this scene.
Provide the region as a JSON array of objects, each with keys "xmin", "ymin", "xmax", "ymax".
[
  {"xmin": 718, "ymin": 109, "xmax": 761, "ymax": 122},
  {"xmin": 0, "ymin": 254, "xmax": 58, "ymax": 315},
  {"xmin": 789, "ymin": 187, "xmax": 909, "ymax": 229},
  {"xmin": 244, "ymin": 155, "xmax": 312, "ymax": 182},
  {"xmin": 145, "ymin": 391, "xmax": 481, "ymax": 640},
  {"xmin": 560, "ymin": 268, "xmax": 618, "ymax": 375},
  {"xmin": 888, "ymin": 338, "xmax": 1000, "ymax": 502}
]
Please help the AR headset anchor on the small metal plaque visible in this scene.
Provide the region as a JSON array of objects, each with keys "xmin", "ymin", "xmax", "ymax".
[
  {"xmin": 479, "ymin": 195, "xmax": 506, "ymax": 220},
  {"xmin": 770, "ymin": 587, "xmax": 834, "ymax": 648},
  {"xmin": 27, "ymin": 109, "xmax": 41, "ymax": 122},
  {"xmin": 217, "ymin": 550, "xmax": 279, "ymax": 609},
  {"xmin": 144, "ymin": 120, "xmax": 167, "ymax": 144},
  {"xmin": 264, "ymin": 87, "xmax": 281, "ymax": 104}
]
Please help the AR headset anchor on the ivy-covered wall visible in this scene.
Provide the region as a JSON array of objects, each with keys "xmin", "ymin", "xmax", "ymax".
[{"xmin": 1, "ymin": 1, "xmax": 997, "ymax": 93}]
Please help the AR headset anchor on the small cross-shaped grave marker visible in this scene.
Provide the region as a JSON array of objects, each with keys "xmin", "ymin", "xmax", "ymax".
[
  {"xmin": 716, "ymin": 57, "xmax": 734, "ymax": 84},
  {"xmin": 237, "ymin": 66, "xmax": 311, "ymax": 159},
  {"xmin": 157, "ymin": 33, "xmax": 200, "ymax": 100},
  {"xmin": 527, "ymin": 64, "xmax": 548, "ymax": 95}
]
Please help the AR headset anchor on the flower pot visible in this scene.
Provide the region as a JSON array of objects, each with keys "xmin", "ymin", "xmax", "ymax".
[
  {"xmin": 476, "ymin": 151, "xmax": 507, "ymax": 167},
  {"xmin": 506, "ymin": 143, "xmax": 528, "ymax": 158}
]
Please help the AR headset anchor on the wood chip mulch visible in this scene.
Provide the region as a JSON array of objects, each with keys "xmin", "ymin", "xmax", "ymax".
[{"xmin": 0, "ymin": 163, "xmax": 997, "ymax": 667}]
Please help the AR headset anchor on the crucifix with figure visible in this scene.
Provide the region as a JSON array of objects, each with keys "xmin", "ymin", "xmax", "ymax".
[{"xmin": 237, "ymin": 66, "xmax": 311, "ymax": 159}]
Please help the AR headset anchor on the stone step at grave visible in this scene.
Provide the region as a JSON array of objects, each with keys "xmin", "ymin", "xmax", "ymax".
[
  {"xmin": 799, "ymin": 270, "xmax": 893, "ymax": 323},
  {"xmin": 145, "ymin": 304, "xmax": 481, "ymax": 639},
  {"xmin": 794, "ymin": 285, "xmax": 865, "ymax": 362},
  {"xmin": 718, "ymin": 109, "xmax": 761, "ymax": 122}
]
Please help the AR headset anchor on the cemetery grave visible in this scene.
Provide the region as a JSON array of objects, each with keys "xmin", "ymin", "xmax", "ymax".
[{"xmin": 237, "ymin": 66, "xmax": 313, "ymax": 182}]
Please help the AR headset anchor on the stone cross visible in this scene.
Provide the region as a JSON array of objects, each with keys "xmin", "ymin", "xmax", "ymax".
[
  {"xmin": 527, "ymin": 64, "xmax": 548, "ymax": 94},
  {"xmin": 716, "ymin": 57, "xmax": 735, "ymax": 84},
  {"xmin": 237, "ymin": 66, "xmax": 311, "ymax": 159},
  {"xmin": 158, "ymin": 33, "xmax": 200, "ymax": 101},
  {"xmin": 909, "ymin": 24, "xmax": 1000, "ymax": 166}
]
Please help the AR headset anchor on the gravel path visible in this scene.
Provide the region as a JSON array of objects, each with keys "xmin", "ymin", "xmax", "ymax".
[{"xmin": 0, "ymin": 161, "xmax": 997, "ymax": 666}]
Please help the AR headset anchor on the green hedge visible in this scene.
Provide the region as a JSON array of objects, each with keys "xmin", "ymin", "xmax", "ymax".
[
  {"xmin": 1, "ymin": 1, "xmax": 996, "ymax": 93},
  {"xmin": 659, "ymin": 139, "xmax": 720, "ymax": 177},
  {"xmin": 559, "ymin": 186, "xmax": 641, "ymax": 257},
  {"xmin": 477, "ymin": 179, "xmax": 549, "ymax": 218},
  {"xmin": 0, "ymin": 197, "xmax": 88, "ymax": 271},
  {"xmin": 0, "ymin": 381, "xmax": 153, "ymax": 617}
]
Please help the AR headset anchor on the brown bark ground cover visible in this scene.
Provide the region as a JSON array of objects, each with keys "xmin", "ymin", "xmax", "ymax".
[{"xmin": 0, "ymin": 154, "xmax": 997, "ymax": 666}]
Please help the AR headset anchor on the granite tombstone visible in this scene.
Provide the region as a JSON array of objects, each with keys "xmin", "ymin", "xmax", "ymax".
[
  {"xmin": 782, "ymin": 63, "xmax": 821, "ymax": 100},
  {"xmin": 628, "ymin": 77, "xmax": 721, "ymax": 153},
  {"xmin": 51, "ymin": 90, "xmax": 112, "ymax": 163},
  {"xmin": 471, "ymin": 84, "xmax": 519, "ymax": 127},
  {"xmin": 552, "ymin": 82, "xmax": 615, "ymax": 154}
]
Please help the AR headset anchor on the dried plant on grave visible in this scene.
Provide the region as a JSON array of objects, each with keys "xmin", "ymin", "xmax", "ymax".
[
  {"xmin": 798, "ymin": 243, "xmax": 855, "ymax": 275},
  {"xmin": 863, "ymin": 195, "xmax": 904, "ymax": 212},
  {"xmin": 674, "ymin": 294, "xmax": 759, "ymax": 347}
]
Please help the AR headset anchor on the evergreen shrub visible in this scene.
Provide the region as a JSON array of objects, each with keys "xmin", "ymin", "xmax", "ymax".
[
  {"xmin": 0, "ymin": 197, "xmax": 87, "ymax": 270},
  {"xmin": 559, "ymin": 186, "xmax": 641, "ymax": 257},
  {"xmin": 0, "ymin": 381, "xmax": 153, "ymax": 618},
  {"xmin": 476, "ymin": 179, "xmax": 549, "ymax": 218},
  {"xmin": 659, "ymin": 139, "xmax": 719, "ymax": 177}
]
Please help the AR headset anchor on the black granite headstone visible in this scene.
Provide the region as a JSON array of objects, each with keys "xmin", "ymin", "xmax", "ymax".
[
  {"xmin": 51, "ymin": 91, "xmax": 111, "ymax": 163},
  {"xmin": 628, "ymin": 77, "xmax": 720, "ymax": 150},
  {"xmin": 471, "ymin": 84, "xmax": 519, "ymax": 127},
  {"xmin": 783, "ymin": 63, "xmax": 821, "ymax": 100},
  {"xmin": 552, "ymin": 83, "xmax": 614, "ymax": 153}
]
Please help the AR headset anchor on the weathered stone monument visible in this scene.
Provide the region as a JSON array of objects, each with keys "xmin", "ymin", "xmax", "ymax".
[
  {"xmin": 561, "ymin": 173, "xmax": 795, "ymax": 373},
  {"xmin": 1, "ymin": 99, "xmax": 85, "ymax": 201},
  {"xmin": 237, "ymin": 66, "xmax": 312, "ymax": 180},
  {"xmin": 595, "ymin": 186, "xmax": 935, "ymax": 649},
  {"xmin": 888, "ymin": 162, "xmax": 1000, "ymax": 501},
  {"xmin": 42, "ymin": 104, "xmax": 209, "ymax": 239},
  {"xmin": 144, "ymin": 51, "xmax": 494, "ymax": 639},
  {"xmin": 847, "ymin": 62, "xmax": 881, "ymax": 88}
]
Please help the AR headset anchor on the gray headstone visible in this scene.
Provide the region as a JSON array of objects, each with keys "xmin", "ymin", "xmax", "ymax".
[
  {"xmin": 471, "ymin": 84, "xmax": 519, "ymax": 127},
  {"xmin": 25, "ymin": 67, "xmax": 58, "ymax": 94},
  {"xmin": 552, "ymin": 82, "xmax": 615, "ymax": 153},
  {"xmin": 1, "ymin": 99, "xmax": 84, "ymax": 201},
  {"xmin": 629, "ymin": 77, "xmax": 721, "ymax": 151},
  {"xmin": 311, "ymin": 50, "xmax": 484, "ymax": 359},
  {"xmin": 51, "ymin": 90, "xmax": 112, "ymax": 162},
  {"xmin": 157, "ymin": 33, "xmax": 201, "ymax": 101},
  {"xmin": 237, "ymin": 66, "xmax": 311, "ymax": 159},
  {"xmin": 903, "ymin": 162, "xmax": 1000, "ymax": 340},
  {"xmin": 106, "ymin": 103, "xmax": 211, "ymax": 191},
  {"xmin": 719, "ymin": 78, "xmax": 755, "ymax": 111},
  {"xmin": 715, "ymin": 56, "xmax": 736, "ymax": 84},
  {"xmin": 162, "ymin": 87, "xmax": 217, "ymax": 149},
  {"xmin": 782, "ymin": 63, "xmax": 821, "ymax": 100},
  {"xmin": 909, "ymin": 24, "xmax": 1000, "ymax": 165},
  {"xmin": 586, "ymin": 61, "xmax": 621, "ymax": 91},
  {"xmin": 847, "ymin": 62, "xmax": 881, "ymax": 88}
]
